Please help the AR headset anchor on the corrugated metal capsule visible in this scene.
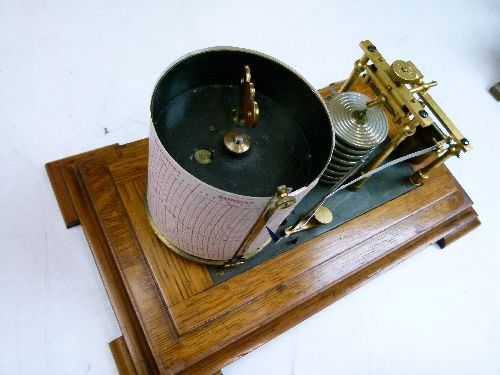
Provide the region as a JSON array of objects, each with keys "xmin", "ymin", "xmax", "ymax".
[{"xmin": 320, "ymin": 92, "xmax": 388, "ymax": 185}]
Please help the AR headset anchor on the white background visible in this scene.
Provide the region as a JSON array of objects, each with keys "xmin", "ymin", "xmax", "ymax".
[{"xmin": 1, "ymin": 0, "xmax": 499, "ymax": 374}]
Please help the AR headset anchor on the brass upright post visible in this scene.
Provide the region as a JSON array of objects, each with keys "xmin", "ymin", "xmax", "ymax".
[
  {"xmin": 226, "ymin": 185, "xmax": 295, "ymax": 267},
  {"xmin": 338, "ymin": 54, "xmax": 369, "ymax": 93},
  {"xmin": 409, "ymin": 145, "xmax": 460, "ymax": 185},
  {"xmin": 352, "ymin": 118, "xmax": 419, "ymax": 189}
]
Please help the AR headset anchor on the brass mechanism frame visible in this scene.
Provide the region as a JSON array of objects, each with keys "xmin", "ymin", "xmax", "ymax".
[{"xmin": 340, "ymin": 40, "xmax": 471, "ymax": 187}]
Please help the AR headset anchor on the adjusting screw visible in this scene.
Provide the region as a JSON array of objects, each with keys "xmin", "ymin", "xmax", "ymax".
[{"xmin": 418, "ymin": 110, "xmax": 429, "ymax": 118}]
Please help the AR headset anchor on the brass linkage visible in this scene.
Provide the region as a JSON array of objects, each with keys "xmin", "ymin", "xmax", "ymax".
[
  {"xmin": 409, "ymin": 81, "xmax": 437, "ymax": 94},
  {"xmin": 224, "ymin": 185, "xmax": 296, "ymax": 267},
  {"xmin": 284, "ymin": 205, "xmax": 333, "ymax": 236},
  {"xmin": 409, "ymin": 144, "xmax": 461, "ymax": 185},
  {"xmin": 339, "ymin": 55, "xmax": 369, "ymax": 93},
  {"xmin": 366, "ymin": 95, "xmax": 386, "ymax": 108},
  {"xmin": 353, "ymin": 118, "xmax": 419, "ymax": 189},
  {"xmin": 232, "ymin": 65, "xmax": 260, "ymax": 128}
]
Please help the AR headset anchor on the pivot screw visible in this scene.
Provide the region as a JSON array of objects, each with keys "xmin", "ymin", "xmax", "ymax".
[
  {"xmin": 368, "ymin": 45, "xmax": 377, "ymax": 52},
  {"xmin": 461, "ymin": 138, "xmax": 470, "ymax": 145},
  {"xmin": 234, "ymin": 135, "xmax": 244, "ymax": 145},
  {"xmin": 418, "ymin": 110, "xmax": 429, "ymax": 118},
  {"xmin": 224, "ymin": 129, "xmax": 250, "ymax": 154}
]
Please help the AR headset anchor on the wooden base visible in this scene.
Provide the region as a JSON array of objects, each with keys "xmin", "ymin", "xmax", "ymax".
[{"xmin": 46, "ymin": 82, "xmax": 479, "ymax": 374}]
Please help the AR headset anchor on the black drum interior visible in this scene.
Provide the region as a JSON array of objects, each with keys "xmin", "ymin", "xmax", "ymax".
[{"xmin": 151, "ymin": 48, "xmax": 334, "ymax": 197}]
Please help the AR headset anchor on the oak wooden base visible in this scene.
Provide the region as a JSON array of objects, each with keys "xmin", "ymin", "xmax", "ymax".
[{"xmin": 46, "ymin": 83, "xmax": 479, "ymax": 374}]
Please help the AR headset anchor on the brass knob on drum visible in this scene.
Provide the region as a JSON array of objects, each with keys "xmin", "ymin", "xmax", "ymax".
[{"xmin": 224, "ymin": 129, "xmax": 251, "ymax": 154}]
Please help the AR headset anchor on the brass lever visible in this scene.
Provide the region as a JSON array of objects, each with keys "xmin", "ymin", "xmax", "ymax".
[{"xmin": 284, "ymin": 205, "xmax": 333, "ymax": 236}]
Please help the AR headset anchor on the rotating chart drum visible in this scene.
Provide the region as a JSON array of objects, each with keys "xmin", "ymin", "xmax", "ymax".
[{"xmin": 147, "ymin": 47, "xmax": 334, "ymax": 264}]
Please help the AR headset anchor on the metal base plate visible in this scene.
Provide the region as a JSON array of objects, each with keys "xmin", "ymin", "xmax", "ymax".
[{"xmin": 208, "ymin": 158, "xmax": 417, "ymax": 283}]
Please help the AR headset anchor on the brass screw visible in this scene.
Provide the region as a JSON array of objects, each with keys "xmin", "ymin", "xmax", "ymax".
[{"xmin": 419, "ymin": 110, "xmax": 429, "ymax": 118}]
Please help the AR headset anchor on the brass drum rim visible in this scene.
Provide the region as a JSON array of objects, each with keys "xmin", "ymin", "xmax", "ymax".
[{"xmin": 145, "ymin": 197, "xmax": 270, "ymax": 265}]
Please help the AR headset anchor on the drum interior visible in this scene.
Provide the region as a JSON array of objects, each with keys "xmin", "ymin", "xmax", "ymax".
[
  {"xmin": 155, "ymin": 85, "xmax": 313, "ymax": 197},
  {"xmin": 151, "ymin": 48, "xmax": 333, "ymax": 197}
]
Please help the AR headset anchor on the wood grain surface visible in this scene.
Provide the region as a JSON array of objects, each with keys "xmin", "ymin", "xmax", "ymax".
[
  {"xmin": 109, "ymin": 337, "xmax": 137, "ymax": 375},
  {"xmin": 45, "ymin": 81, "xmax": 479, "ymax": 374}
]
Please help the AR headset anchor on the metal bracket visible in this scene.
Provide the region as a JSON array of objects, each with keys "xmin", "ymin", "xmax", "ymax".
[
  {"xmin": 224, "ymin": 185, "xmax": 296, "ymax": 267},
  {"xmin": 232, "ymin": 65, "xmax": 260, "ymax": 128},
  {"xmin": 339, "ymin": 40, "xmax": 471, "ymax": 186}
]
